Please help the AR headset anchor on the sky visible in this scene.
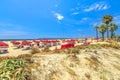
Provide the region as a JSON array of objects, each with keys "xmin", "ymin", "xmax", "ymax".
[{"xmin": 0, "ymin": 0, "xmax": 120, "ymax": 39}]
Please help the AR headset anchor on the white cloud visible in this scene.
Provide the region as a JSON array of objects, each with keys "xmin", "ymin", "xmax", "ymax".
[
  {"xmin": 80, "ymin": 18, "xmax": 89, "ymax": 23},
  {"xmin": 55, "ymin": 13, "xmax": 64, "ymax": 20},
  {"xmin": 102, "ymin": 5, "xmax": 108, "ymax": 10},
  {"xmin": 52, "ymin": 11, "xmax": 64, "ymax": 21},
  {"xmin": 82, "ymin": 18, "xmax": 89, "ymax": 20},
  {"xmin": 72, "ymin": 12, "xmax": 80, "ymax": 15},
  {"xmin": 84, "ymin": 2, "xmax": 110, "ymax": 12},
  {"xmin": 70, "ymin": 7, "xmax": 80, "ymax": 11}
]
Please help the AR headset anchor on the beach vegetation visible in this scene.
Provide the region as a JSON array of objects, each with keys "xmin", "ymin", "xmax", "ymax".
[
  {"xmin": 94, "ymin": 26, "xmax": 99, "ymax": 39},
  {"xmin": 30, "ymin": 47, "xmax": 40, "ymax": 54},
  {"xmin": 41, "ymin": 45, "xmax": 51, "ymax": 52},
  {"xmin": 99, "ymin": 24, "xmax": 107, "ymax": 41},
  {"xmin": 70, "ymin": 48, "xmax": 80, "ymax": 54},
  {"xmin": 93, "ymin": 50, "xmax": 97, "ymax": 54},
  {"xmin": 0, "ymin": 43, "xmax": 120, "ymax": 80},
  {"xmin": 17, "ymin": 54, "xmax": 32, "ymax": 59},
  {"xmin": 0, "ymin": 56, "xmax": 14, "ymax": 61},
  {"xmin": 112, "ymin": 64, "xmax": 120, "ymax": 70},
  {"xmin": 0, "ymin": 59, "xmax": 31, "ymax": 80},
  {"xmin": 110, "ymin": 23, "xmax": 118, "ymax": 39},
  {"xmin": 102, "ymin": 14, "xmax": 113, "ymax": 39},
  {"xmin": 94, "ymin": 15, "xmax": 119, "ymax": 41}
]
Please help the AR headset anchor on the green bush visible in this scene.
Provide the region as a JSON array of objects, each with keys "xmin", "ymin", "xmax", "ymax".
[
  {"xmin": 0, "ymin": 59, "xmax": 31, "ymax": 80},
  {"xmin": 70, "ymin": 48, "xmax": 80, "ymax": 54},
  {"xmin": 61, "ymin": 48, "xmax": 80, "ymax": 54}
]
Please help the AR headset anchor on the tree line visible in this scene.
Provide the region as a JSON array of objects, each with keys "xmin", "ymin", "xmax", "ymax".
[{"xmin": 95, "ymin": 15, "xmax": 118, "ymax": 41}]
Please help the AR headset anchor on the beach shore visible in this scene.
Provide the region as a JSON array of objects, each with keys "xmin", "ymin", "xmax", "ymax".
[{"xmin": 0, "ymin": 40, "xmax": 120, "ymax": 57}]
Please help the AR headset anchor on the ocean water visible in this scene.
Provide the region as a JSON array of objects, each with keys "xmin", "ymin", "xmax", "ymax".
[
  {"xmin": 0, "ymin": 39, "xmax": 33, "ymax": 41},
  {"xmin": 0, "ymin": 38, "xmax": 71, "ymax": 41}
]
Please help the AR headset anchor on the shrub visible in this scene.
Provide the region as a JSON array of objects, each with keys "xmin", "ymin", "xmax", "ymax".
[
  {"xmin": 17, "ymin": 54, "xmax": 32, "ymax": 62},
  {"xmin": 17, "ymin": 53, "xmax": 31, "ymax": 58},
  {"xmin": 70, "ymin": 48, "xmax": 80, "ymax": 54},
  {"xmin": 42, "ymin": 46, "xmax": 50, "ymax": 52},
  {"xmin": 30, "ymin": 47, "xmax": 40, "ymax": 54},
  {"xmin": 0, "ymin": 59, "xmax": 31, "ymax": 80},
  {"xmin": 93, "ymin": 50, "xmax": 97, "ymax": 54},
  {"xmin": 60, "ymin": 49, "xmax": 68, "ymax": 54},
  {"xmin": 0, "ymin": 56, "xmax": 15, "ymax": 61}
]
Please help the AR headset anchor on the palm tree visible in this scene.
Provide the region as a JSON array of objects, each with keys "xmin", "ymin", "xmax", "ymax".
[
  {"xmin": 110, "ymin": 23, "xmax": 118, "ymax": 39},
  {"xmin": 99, "ymin": 24, "xmax": 107, "ymax": 41},
  {"xmin": 102, "ymin": 15, "xmax": 113, "ymax": 39},
  {"xmin": 94, "ymin": 26, "xmax": 99, "ymax": 39}
]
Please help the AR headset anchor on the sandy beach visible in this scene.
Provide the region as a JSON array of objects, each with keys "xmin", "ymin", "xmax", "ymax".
[
  {"xmin": 1, "ymin": 0, "xmax": 120, "ymax": 79},
  {"xmin": 0, "ymin": 40, "xmax": 84, "ymax": 57},
  {"xmin": 31, "ymin": 47, "xmax": 120, "ymax": 80},
  {"xmin": 0, "ymin": 40, "xmax": 120, "ymax": 80},
  {"xmin": 0, "ymin": 40, "xmax": 119, "ymax": 57},
  {"xmin": 0, "ymin": 41, "xmax": 30, "ymax": 57}
]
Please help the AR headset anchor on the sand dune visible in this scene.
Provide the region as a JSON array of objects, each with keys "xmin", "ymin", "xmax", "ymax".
[
  {"xmin": 1, "ymin": 41, "xmax": 120, "ymax": 80},
  {"xmin": 31, "ymin": 48, "xmax": 120, "ymax": 80}
]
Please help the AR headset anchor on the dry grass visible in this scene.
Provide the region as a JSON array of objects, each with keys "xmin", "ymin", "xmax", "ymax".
[
  {"xmin": 85, "ymin": 56, "xmax": 100, "ymax": 70},
  {"xmin": 29, "ymin": 43, "xmax": 120, "ymax": 55},
  {"xmin": 41, "ymin": 46, "xmax": 51, "ymax": 52},
  {"xmin": 1, "ymin": 43, "xmax": 120, "ymax": 80},
  {"xmin": 46, "ymin": 71, "xmax": 63, "ymax": 80},
  {"xmin": 19, "ymin": 47, "xmax": 120, "ymax": 80},
  {"xmin": 70, "ymin": 48, "xmax": 80, "ymax": 54},
  {"xmin": 31, "ymin": 48, "xmax": 119, "ymax": 79},
  {"xmin": 85, "ymin": 73, "xmax": 91, "ymax": 80},
  {"xmin": 30, "ymin": 47, "xmax": 40, "ymax": 54},
  {"xmin": 17, "ymin": 54, "xmax": 32, "ymax": 59},
  {"xmin": 28, "ymin": 43, "xmax": 120, "ymax": 79},
  {"xmin": 112, "ymin": 64, "xmax": 120, "ymax": 70},
  {"xmin": 52, "ymin": 47, "xmax": 61, "ymax": 53},
  {"xmin": 113, "ymin": 53, "xmax": 120, "ymax": 59}
]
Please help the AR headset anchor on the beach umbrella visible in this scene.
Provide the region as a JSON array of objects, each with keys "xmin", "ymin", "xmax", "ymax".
[
  {"xmin": 0, "ymin": 41, "xmax": 9, "ymax": 47},
  {"xmin": 14, "ymin": 42, "xmax": 21, "ymax": 45},
  {"xmin": 11, "ymin": 41, "xmax": 21, "ymax": 45},
  {"xmin": 54, "ymin": 40, "xmax": 60, "ymax": 42},
  {"xmin": 24, "ymin": 40, "xmax": 32, "ymax": 45},
  {"xmin": 22, "ymin": 40, "xmax": 29, "ymax": 45},
  {"xmin": 11, "ymin": 41, "xmax": 16, "ymax": 43},
  {"xmin": 65, "ymin": 40, "xmax": 74, "ymax": 42}
]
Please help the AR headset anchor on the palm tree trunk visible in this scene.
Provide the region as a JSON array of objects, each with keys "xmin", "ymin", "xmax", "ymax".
[
  {"xmin": 106, "ymin": 24, "xmax": 109, "ymax": 39},
  {"xmin": 96, "ymin": 30, "xmax": 98, "ymax": 42},
  {"xmin": 102, "ymin": 33, "xmax": 104, "ymax": 41},
  {"xmin": 111, "ymin": 32, "xmax": 113, "ymax": 39},
  {"xmin": 96, "ymin": 30, "xmax": 98, "ymax": 39}
]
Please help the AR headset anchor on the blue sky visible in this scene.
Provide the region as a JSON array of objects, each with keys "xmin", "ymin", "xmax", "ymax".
[{"xmin": 0, "ymin": 0, "xmax": 120, "ymax": 39}]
